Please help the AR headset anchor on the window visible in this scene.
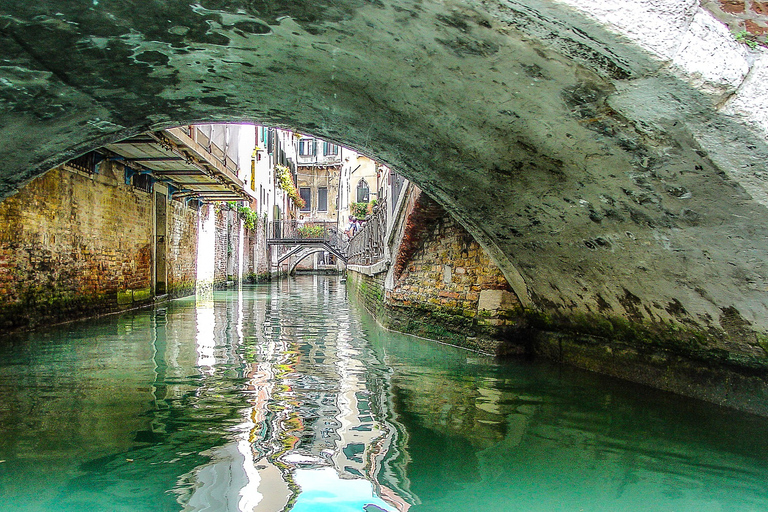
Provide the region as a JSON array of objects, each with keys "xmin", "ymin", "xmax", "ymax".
[
  {"xmin": 299, "ymin": 138, "xmax": 315, "ymax": 156},
  {"xmin": 356, "ymin": 179, "xmax": 369, "ymax": 203},
  {"xmin": 65, "ymin": 151, "xmax": 100, "ymax": 174},
  {"xmin": 323, "ymin": 142, "xmax": 339, "ymax": 156},
  {"xmin": 299, "ymin": 187, "xmax": 311, "ymax": 211},
  {"xmin": 132, "ymin": 172, "xmax": 153, "ymax": 193},
  {"xmin": 318, "ymin": 187, "xmax": 328, "ymax": 212}
]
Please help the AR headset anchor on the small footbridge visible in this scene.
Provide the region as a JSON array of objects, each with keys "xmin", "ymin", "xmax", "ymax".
[{"xmin": 268, "ymin": 220, "xmax": 349, "ymax": 267}]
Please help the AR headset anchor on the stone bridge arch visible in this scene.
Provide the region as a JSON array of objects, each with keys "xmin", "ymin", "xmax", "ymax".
[
  {"xmin": 287, "ymin": 247, "xmax": 337, "ymax": 275},
  {"xmin": 2, "ymin": 1, "xmax": 768, "ymax": 397}
]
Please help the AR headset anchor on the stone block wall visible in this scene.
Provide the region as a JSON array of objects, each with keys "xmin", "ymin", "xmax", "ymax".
[
  {"xmin": 386, "ymin": 193, "xmax": 522, "ymax": 354},
  {"xmin": 0, "ymin": 162, "xmax": 154, "ymax": 330}
]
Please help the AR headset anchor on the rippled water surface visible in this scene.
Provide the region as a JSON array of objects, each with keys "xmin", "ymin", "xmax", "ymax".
[{"xmin": 1, "ymin": 275, "xmax": 767, "ymax": 511}]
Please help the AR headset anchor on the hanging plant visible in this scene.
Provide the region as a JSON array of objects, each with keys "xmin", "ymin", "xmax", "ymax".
[
  {"xmin": 350, "ymin": 202, "xmax": 368, "ymax": 220},
  {"xmin": 298, "ymin": 225, "xmax": 326, "ymax": 238},
  {"xmin": 275, "ymin": 164, "xmax": 305, "ymax": 208},
  {"xmin": 237, "ymin": 205, "xmax": 259, "ymax": 230},
  {"xmin": 222, "ymin": 201, "xmax": 259, "ymax": 230}
]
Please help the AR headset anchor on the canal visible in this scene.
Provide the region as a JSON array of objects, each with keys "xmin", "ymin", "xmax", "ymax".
[{"xmin": 0, "ymin": 275, "xmax": 767, "ymax": 511}]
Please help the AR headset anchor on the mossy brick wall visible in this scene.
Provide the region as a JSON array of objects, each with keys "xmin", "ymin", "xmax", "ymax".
[
  {"xmin": 241, "ymin": 218, "xmax": 270, "ymax": 279},
  {"xmin": 0, "ymin": 162, "xmax": 153, "ymax": 331},
  {"xmin": 167, "ymin": 199, "xmax": 198, "ymax": 298},
  {"xmin": 254, "ymin": 219, "xmax": 270, "ymax": 276},
  {"xmin": 347, "ymin": 271, "xmax": 386, "ymax": 320},
  {"xmin": 212, "ymin": 207, "xmax": 267, "ymax": 286},
  {"xmin": 385, "ymin": 193, "xmax": 522, "ymax": 354},
  {"xmin": 349, "ymin": 190, "xmax": 524, "ymax": 355},
  {"xmin": 242, "ymin": 221, "xmax": 254, "ymax": 276},
  {"xmin": 213, "ymin": 208, "xmax": 234, "ymax": 287},
  {"xmin": 704, "ymin": 0, "xmax": 768, "ymax": 36}
]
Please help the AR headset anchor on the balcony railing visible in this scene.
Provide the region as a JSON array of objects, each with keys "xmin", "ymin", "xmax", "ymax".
[{"xmin": 347, "ymin": 198, "xmax": 386, "ymax": 266}]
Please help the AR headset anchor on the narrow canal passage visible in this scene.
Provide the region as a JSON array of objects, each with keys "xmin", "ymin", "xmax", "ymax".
[{"xmin": 1, "ymin": 275, "xmax": 767, "ymax": 511}]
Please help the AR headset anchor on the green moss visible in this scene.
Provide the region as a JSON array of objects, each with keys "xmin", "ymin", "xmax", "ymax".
[
  {"xmin": 516, "ymin": 306, "xmax": 768, "ymax": 369},
  {"xmin": 245, "ymin": 272, "xmax": 272, "ymax": 283},
  {"xmin": 133, "ymin": 287, "xmax": 152, "ymax": 302},
  {"xmin": 167, "ymin": 281, "xmax": 196, "ymax": 298},
  {"xmin": 757, "ymin": 333, "xmax": 768, "ymax": 354},
  {"xmin": 0, "ymin": 288, "xmax": 120, "ymax": 333},
  {"xmin": 117, "ymin": 289, "xmax": 133, "ymax": 305}
]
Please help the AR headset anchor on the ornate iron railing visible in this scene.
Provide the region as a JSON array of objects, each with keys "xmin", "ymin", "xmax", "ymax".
[{"xmin": 348, "ymin": 198, "xmax": 386, "ymax": 266}]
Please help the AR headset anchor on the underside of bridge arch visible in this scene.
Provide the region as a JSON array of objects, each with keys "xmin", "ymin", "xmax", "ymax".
[
  {"xmin": 2, "ymin": 1, "xmax": 768, "ymax": 408},
  {"xmin": 287, "ymin": 248, "xmax": 336, "ymax": 275}
]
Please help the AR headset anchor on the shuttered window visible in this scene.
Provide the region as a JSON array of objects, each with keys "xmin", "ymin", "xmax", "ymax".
[{"xmin": 318, "ymin": 187, "xmax": 328, "ymax": 211}]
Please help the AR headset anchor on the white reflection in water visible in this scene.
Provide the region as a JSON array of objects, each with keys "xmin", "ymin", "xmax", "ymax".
[
  {"xmin": 195, "ymin": 300, "xmax": 215, "ymax": 372},
  {"xmin": 237, "ymin": 219, "xmax": 244, "ymax": 284},
  {"xmin": 196, "ymin": 204, "xmax": 216, "ymax": 297},
  {"xmin": 182, "ymin": 443, "xmax": 249, "ymax": 512},
  {"xmin": 179, "ymin": 280, "xmax": 409, "ymax": 512}
]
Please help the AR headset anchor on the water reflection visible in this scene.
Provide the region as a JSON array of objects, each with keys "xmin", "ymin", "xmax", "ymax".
[
  {"xmin": 0, "ymin": 275, "xmax": 767, "ymax": 511},
  {"xmin": 179, "ymin": 276, "xmax": 407, "ymax": 511}
]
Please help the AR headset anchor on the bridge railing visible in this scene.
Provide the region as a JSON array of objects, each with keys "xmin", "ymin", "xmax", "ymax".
[
  {"xmin": 348, "ymin": 198, "xmax": 386, "ymax": 266},
  {"xmin": 269, "ymin": 220, "xmax": 336, "ymax": 241},
  {"xmin": 269, "ymin": 220, "xmax": 348, "ymax": 260}
]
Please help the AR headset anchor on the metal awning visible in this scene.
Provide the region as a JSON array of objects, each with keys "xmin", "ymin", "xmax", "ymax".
[{"xmin": 105, "ymin": 127, "xmax": 254, "ymax": 202}]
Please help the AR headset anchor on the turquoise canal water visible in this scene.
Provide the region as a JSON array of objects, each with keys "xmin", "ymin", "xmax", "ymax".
[{"xmin": 1, "ymin": 275, "xmax": 767, "ymax": 511}]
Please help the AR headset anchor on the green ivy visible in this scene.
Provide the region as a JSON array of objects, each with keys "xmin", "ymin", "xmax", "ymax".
[
  {"xmin": 238, "ymin": 206, "xmax": 259, "ymax": 230},
  {"xmin": 734, "ymin": 30, "xmax": 761, "ymax": 49},
  {"xmin": 275, "ymin": 165, "xmax": 305, "ymax": 208},
  {"xmin": 224, "ymin": 201, "xmax": 259, "ymax": 230}
]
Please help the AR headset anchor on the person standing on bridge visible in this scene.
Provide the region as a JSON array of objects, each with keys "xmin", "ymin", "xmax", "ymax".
[{"xmin": 345, "ymin": 215, "xmax": 356, "ymax": 238}]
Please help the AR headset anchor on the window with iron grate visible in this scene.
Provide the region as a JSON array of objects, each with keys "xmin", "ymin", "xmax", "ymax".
[
  {"xmin": 65, "ymin": 152, "xmax": 100, "ymax": 174},
  {"xmin": 132, "ymin": 172, "xmax": 153, "ymax": 193}
]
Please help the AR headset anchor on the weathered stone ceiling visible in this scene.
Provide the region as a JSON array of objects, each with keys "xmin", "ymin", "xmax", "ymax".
[{"xmin": 2, "ymin": 1, "xmax": 768, "ymax": 351}]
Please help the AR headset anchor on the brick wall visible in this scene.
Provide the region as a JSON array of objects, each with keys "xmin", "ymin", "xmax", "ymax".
[
  {"xmin": 252, "ymin": 218, "xmax": 270, "ymax": 279},
  {"xmin": 704, "ymin": 0, "xmax": 768, "ymax": 39},
  {"xmin": 212, "ymin": 206, "xmax": 271, "ymax": 286},
  {"xmin": 0, "ymin": 162, "xmax": 153, "ymax": 330},
  {"xmin": 348, "ymin": 190, "xmax": 525, "ymax": 355},
  {"xmin": 213, "ymin": 208, "xmax": 231, "ymax": 287},
  {"xmin": 167, "ymin": 199, "xmax": 198, "ymax": 297},
  {"xmin": 242, "ymin": 222, "xmax": 252, "ymax": 277},
  {"xmin": 0, "ymin": 160, "xmax": 272, "ymax": 333}
]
